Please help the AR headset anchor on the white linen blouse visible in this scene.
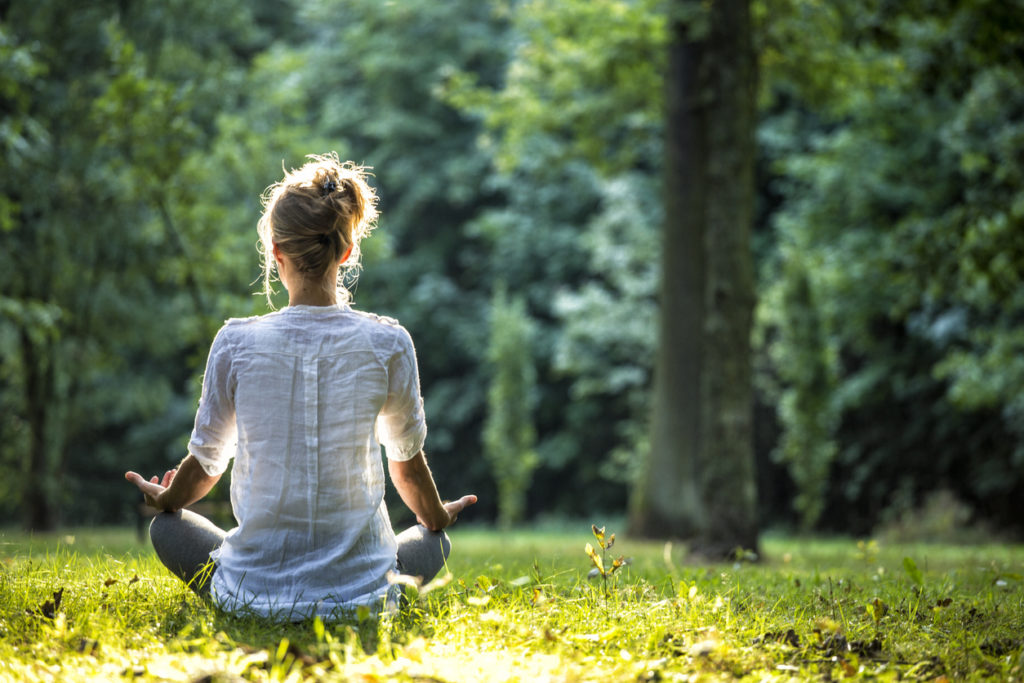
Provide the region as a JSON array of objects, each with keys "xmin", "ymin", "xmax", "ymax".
[{"xmin": 187, "ymin": 303, "xmax": 427, "ymax": 619}]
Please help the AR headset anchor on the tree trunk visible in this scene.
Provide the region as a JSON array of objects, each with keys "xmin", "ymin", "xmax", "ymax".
[
  {"xmin": 22, "ymin": 329, "xmax": 59, "ymax": 531},
  {"xmin": 630, "ymin": 0, "xmax": 758, "ymax": 556}
]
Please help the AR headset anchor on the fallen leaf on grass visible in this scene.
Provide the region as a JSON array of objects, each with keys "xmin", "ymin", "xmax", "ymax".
[
  {"xmin": 352, "ymin": 674, "xmax": 384, "ymax": 683},
  {"xmin": 27, "ymin": 588, "xmax": 63, "ymax": 620},
  {"xmin": 838, "ymin": 656, "xmax": 858, "ymax": 677},
  {"xmin": 754, "ymin": 629, "xmax": 800, "ymax": 648}
]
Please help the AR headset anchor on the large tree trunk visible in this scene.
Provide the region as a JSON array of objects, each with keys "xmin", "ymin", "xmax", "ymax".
[{"xmin": 630, "ymin": 0, "xmax": 758, "ymax": 556}]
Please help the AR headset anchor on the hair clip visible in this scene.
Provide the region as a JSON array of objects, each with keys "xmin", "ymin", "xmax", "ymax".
[{"xmin": 321, "ymin": 179, "xmax": 337, "ymax": 196}]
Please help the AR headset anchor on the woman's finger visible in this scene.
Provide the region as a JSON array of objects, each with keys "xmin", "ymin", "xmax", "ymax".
[
  {"xmin": 126, "ymin": 472, "xmax": 155, "ymax": 489},
  {"xmin": 444, "ymin": 494, "xmax": 478, "ymax": 520},
  {"xmin": 450, "ymin": 494, "xmax": 477, "ymax": 512},
  {"xmin": 125, "ymin": 471, "xmax": 165, "ymax": 498}
]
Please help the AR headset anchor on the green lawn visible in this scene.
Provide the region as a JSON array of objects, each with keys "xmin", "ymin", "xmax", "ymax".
[{"xmin": 1, "ymin": 524, "xmax": 1022, "ymax": 681}]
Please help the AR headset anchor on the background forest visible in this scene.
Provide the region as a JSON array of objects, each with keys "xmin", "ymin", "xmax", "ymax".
[{"xmin": 1, "ymin": 0, "xmax": 1022, "ymax": 538}]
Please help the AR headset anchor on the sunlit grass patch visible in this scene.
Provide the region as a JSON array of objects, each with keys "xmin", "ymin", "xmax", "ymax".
[{"xmin": 1, "ymin": 525, "xmax": 1023, "ymax": 681}]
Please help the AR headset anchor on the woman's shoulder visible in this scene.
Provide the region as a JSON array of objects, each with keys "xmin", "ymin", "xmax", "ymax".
[
  {"xmin": 226, "ymin": 312, "xmax": 279, "ymax": 325},
  {"xmin": 347, "ymin": 307, "xmax": 402, "ymax": 330},
  {"xmin": 347, "ymin": 308, "xmax": 416, "ymax": 350},
  {"xmin": 209, "ymin": 311, "xmax": 286, "ymax": 346},
  {"xmin": 217, "ymin": 311, "xmax": 281, "ymax": 333}
]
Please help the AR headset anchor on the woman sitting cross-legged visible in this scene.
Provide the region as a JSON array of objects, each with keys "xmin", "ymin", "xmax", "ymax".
[{"xmin": 126, "ymin": 153, "xmax": 476, "ymax": 620}]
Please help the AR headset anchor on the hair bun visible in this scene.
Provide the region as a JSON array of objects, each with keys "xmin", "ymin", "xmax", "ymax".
[{"xmin": 257, "ymin": 152, "xmax": 379, "ymax": 307}]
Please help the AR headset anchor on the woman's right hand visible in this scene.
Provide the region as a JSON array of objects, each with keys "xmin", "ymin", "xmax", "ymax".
[{"xmin": 125, "ymin": 468, "xmax": 178, "ymax": 510}]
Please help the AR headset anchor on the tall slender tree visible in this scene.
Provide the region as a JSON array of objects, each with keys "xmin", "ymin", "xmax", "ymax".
[{"xmin": 630, "ymin": 0, "xmax": 758, "ymax": 555}]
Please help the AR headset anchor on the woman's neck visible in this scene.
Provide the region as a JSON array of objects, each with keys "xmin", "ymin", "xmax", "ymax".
[
  {"xmin": 285, "ymin": 272, "xmax": 340, "ymax": 307},
  {"xmin": 279, "ymin": 260, "xmax": 341, "ymax": 307},
  {"xmin": 288, "ymin": 283, "xmax": 336, "ymax": 307}
]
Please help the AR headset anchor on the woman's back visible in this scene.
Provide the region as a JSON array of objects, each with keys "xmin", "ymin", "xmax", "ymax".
[{"xmin": 192, "ymin": 304, "xmax": 426, "ymax": 617}]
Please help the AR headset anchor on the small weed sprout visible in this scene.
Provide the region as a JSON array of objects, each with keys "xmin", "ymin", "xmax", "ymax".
[
  {"xmin": 855, "ymin": 539, "xmax": 880, "ymax": 565},
  {"xmin": 585, "ymin": 524, "xmax": 630, "ymax": 599}
]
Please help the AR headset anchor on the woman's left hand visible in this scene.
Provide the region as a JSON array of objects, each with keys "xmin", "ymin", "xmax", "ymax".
[
  {"xmin": 417, "ymin": 494, "xmax": 477, "ymax": 529},
  {"xmin": 441, "ymin": 494, "xmax": 478, "ymax": 526}
]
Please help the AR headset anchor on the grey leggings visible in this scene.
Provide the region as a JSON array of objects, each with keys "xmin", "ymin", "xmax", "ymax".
[{"xmin": 149, "ymin": 509, "xmax": 451, "ymax": 599}]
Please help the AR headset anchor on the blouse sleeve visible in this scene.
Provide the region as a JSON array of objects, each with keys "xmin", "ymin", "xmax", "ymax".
[
  {"xmin": 375, "ymin": 325, "xmax": 427, "ymax": 461},
  {"xmin": 188, "ymin": 325, "xmax": 238, "ymax": 476}
]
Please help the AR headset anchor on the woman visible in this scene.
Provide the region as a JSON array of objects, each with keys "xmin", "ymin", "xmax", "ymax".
[{"xmin": 126, "ymin": 154, "xmax": 476, "ymax": 619}]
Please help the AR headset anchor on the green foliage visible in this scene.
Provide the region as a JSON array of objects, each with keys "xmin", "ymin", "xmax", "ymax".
[
  {"xmin": 448, "ymin": 0, "xmax": 665, "ymax": 173},
  {"xmin": 758, "ymin": 0, "xmax": 1024, "ymax": 532},
  {"xmin": 553, "ymin": 174, "xmax": 659, "ymax": 484},
  {"xmin": 449, "ymin": 0, "xmax": 664, "ymax": 511},
  {"xmin": 2, "ymin": 528, "xmax": 1023, "ymax": 680},
  {"xmin": 760, "ymin": 254, "xmax": 838, "ymax": 529},
  {"xmin": 902, "ymin": 556, "xmax": 924, "ymax": 588},
  {"xmin": 0, "ymin": 0, "xmax": 276, "ymax": 527},
  {"xmin": 483, "ymin": 284, "xmax": 539, "ymax": 528}
]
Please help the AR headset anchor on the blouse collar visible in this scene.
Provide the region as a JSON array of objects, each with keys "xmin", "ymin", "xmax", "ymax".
[{"xmin": 282, "ymin": 302, "xmax": 350, "ymax": 314}]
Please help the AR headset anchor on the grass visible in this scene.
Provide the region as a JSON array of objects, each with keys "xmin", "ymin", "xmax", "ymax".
[{"xmin": 1, "ymin": 524, "xmax": 1023, "ymax": 681}]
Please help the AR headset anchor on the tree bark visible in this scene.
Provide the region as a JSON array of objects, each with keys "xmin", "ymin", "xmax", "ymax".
[
  {"xmin": 22, "ymin": 329, "xmax": 59, "ymax": 531},
  {"xmin": 630, "ymin": 0, "xmax": 758, "ymax": 555}
]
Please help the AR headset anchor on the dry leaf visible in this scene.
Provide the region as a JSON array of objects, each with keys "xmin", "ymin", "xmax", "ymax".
[{"xmin": 29, "ymin": 588, "xmax": 64, "ymax": 620}]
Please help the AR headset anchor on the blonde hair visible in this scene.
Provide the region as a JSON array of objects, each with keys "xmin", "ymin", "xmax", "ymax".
[{"xmin": 257, "ymin": 153, "xmax": 378, "ymax": 307}]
